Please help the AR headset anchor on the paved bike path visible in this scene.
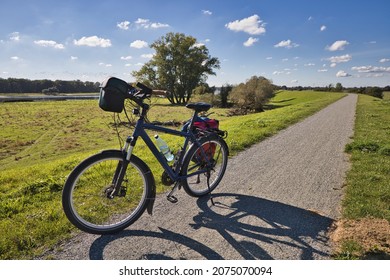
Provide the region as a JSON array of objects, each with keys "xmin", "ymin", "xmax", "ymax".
[{"xmin": 46, "ymin": 94, "xmax": 357, "ymax": 260}]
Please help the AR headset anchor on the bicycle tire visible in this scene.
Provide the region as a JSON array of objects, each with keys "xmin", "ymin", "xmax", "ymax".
[
  {"xmin": 62, "ymin": 150, "xmax": 154, "ymax": 235},
  {"xmin": 181, "ymin": 134, "xmax": 228, "ymax": 197}
]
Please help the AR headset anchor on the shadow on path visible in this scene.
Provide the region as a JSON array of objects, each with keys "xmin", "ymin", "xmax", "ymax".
[{"xmin": 89, "ymin": 193, "xmax": 334, "ymax": 260}]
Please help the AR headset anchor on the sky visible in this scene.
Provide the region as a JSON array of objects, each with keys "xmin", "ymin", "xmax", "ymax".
[{"xmin": 1, "ymin": 0, "xmax": 390, "ymax": 88}]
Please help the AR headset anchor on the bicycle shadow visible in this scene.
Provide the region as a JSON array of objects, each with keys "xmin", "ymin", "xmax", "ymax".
[
  {"xmin": 192, "ymin": 193, "xmax": 334, "ymax": 260},
  {"xmin": 89, "ymin": 226, "xmax": 223, "ymax": 260},
  {"xmin": 89, "ymin": 193, "xmax": 334, "ymax": 260}
]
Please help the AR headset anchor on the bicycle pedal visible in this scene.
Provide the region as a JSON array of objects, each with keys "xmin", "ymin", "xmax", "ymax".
[{"xmin": 167, "ymin": 195, "xmax": 178, "ymax": 203}]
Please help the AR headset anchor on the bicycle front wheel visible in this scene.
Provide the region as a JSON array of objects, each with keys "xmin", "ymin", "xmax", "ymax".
[
  {"xmin": 181, "ymin": 134, "xmax": 229, "ymax": 197},
  {"xmin": 62, "ymin": 150, "xmax": 154, "ymax": 235}
]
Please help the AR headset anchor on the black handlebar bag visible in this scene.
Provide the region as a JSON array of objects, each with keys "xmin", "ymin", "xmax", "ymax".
[{"xmin": 99, "ymin": 77, "xmax": 131, "ymax": 113}]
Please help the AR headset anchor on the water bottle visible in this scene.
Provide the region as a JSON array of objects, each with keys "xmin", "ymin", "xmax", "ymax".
[{"xmin": 154, "ymin": 134, "xmax": 174, "ymax": 161}]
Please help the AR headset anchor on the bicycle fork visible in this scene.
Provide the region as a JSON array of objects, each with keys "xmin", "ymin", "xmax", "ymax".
[{"xmin": 107, "ymin": 136, "xmax": 135, "ymax": 198}]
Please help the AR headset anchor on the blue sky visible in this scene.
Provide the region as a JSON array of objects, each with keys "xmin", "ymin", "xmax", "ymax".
[{"xmin": 1, "ymin": 0, "xmax": 389, "ymax": 87}]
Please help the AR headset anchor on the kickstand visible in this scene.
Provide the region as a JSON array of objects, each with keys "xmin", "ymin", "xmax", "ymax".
[
  {"xmin": 206, "ymin": 171, "xmax": 215, "ymax": 206},
  {"xmin": 209, "ymin": 193, "xmax": 215, "ymax": 206}
]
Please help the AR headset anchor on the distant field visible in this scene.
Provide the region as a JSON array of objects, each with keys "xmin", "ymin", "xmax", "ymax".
[{"xmin": 0, "ymin": 91, "xmax": 345, "ymax": 259}]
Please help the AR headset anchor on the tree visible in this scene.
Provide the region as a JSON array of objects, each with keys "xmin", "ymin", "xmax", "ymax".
[
  {"xmin": 335, "ymin": 82, "xmax": 343, "ymax": 92},
  {"xmin": 230, "ymin": 76, "xmax": 275, "ymax": 113},
  {"xmin": 219, "ymin": 83, "xmax": 233, "ymax": 108},
  {"xmin": 132, "ymin": 32, "xmax": 220, "ymax": 104}
]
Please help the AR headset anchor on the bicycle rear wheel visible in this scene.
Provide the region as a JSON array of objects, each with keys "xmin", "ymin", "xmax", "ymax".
[
  {"xmin": 62, "ymin": 150, "xmax": 154, "ymax": 235},
  {"xmin": 181, "ymin": 134, "xmax": 228, "ymax": 197}
]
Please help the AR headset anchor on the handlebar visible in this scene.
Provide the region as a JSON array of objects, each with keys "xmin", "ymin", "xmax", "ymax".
[
  {"xmin": 136, "ymin": 82, "xmax": 152, "ymax": 95},
  {"xmin": 127, "ymin": 82, "xmax": 170, "ymax": 108}
]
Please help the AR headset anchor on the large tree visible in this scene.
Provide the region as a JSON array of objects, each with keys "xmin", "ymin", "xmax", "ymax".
[{"xmin": 132, "ymin": 32, "xmax": 220, "ymax": 104}]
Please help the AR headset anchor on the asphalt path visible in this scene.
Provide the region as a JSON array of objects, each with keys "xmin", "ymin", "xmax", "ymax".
[{"xmin": 45, "ymin": 94, "xmax": 357, "ymax": 260}]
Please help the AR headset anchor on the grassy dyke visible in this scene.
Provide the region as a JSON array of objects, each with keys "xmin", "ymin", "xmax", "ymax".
[
  {"xmin": 0, "ymin": 90, "xmax": 345, "ymax": 259},
  {"xmin": 334, "ymin": 93, "xmax": 390, "ymax": 259},
  {"xmin": 343, "ymin": 94, "xmax": 390, "ymax": 220}
]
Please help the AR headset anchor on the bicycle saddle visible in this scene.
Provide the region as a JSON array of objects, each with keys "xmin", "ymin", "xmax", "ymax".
[{"xmin": 186, "ymin": 102, "xmax": 212, "ymax": 112}]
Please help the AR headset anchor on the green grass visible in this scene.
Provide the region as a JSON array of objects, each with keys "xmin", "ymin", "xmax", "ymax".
[
  {"xmin": 0, "ymin": 90, "xmax": 345, "ymax": 259},
  {"xmin": 343, "ymin": 94, "xmax": 390, "ymax": 220},
  {"xmin": 333, "ymin": 94, "xmax": 390, "ymax": 260}
]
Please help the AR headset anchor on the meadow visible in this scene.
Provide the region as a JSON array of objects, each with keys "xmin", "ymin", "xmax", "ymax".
[
  {"xmin": 0, "ymin": 90, "xmax": 346, "ymax": 259},
  {"xmin": 334, "ymin": 92, "xmax": 390, "ymax": 259}
]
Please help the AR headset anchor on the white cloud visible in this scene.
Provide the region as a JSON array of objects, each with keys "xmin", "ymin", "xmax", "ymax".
[
  {"xmin": 326, "ymin": 54, "xmax": 352, "ymax": 64},
  {"xmin": 10, "ymin": 56, "xmax": 20, "ymax": 60},
  {"xmin": 326, "ymin": 40, "xmax": 349, "ymax": 51},
  {"xmin": 320, "ymin": 25, "xmax": 327, "ymax": 31},
  {"xmin": 304, "ymin": 63, "xmax": 315, "ymax": 66},
  {"xmin": 274, "ymin": 39, "xmax": 299, "ymax": 49},
  {"xmin": 336, "ymin": 70, "xmax": 351, "ymax": 77},
  {"xmin": 120, "ymin": 56, "xmax": 133, "ymax": 60},
  {"xmin": 202, "ymin": 10, "xmax": 212, "ymax": 16},
  {"xmin": 135, "ymin": 18, "xmax": 149, "ymax": 25},
  {"xmin": 99, "ymin": 62, "xmax": 112, "ymax": 67},
  {"xmin": 291, "ymin": 79, "xmax": 299, "ymax": 83},
  {"xmin": 134, "ymin": 18, "xmax": 169, "ymax": 29},
  {"xmin": 273, "ymin": 71, "xmax": 284, "ymax": 75},
  {"xmin": 74, "ymin": 36, "xmax": 111, "ymax": 47},
  {"xmin": 351, "ymin": 66, "xmax": 390, "ymax": 73},
  {"xmin": 150, "ymin": 22, "xmax": 170, "ymax": 29},
  {"xmin": 10, "ymin": 32, "xmax": 20, "ymax": 41},
  {"xmin": 243, "ymin": 37, "xmax": 259, "ymax": 47},
  {"xmin": 130, "ymin": 40, "xmax": 148, "ymax": 49},
  {"xmin": 70, "ymin": 56, "xmax": 78, "ymax": 60},
  {"xmin": 266, "ymin": 57, "xmax": 273, "ymax": 60},
  {"xmin": 379, "ymin": 58, "xmax": 390, "ymax": 63},
  {"xmin": 308, "ymin": 16, "xmax": 314, "ymax": 21},
  {"xmin": 34, "ymin": 40, "xmax": 65, "ymax": 49},
  {"xmin": 117, "ymin": 21, "xmax": 130, "ymax": 30},
  {"xmin": 193, "ymin": 42, "xmax": 205, "ymax": 48},
  {"xmin": 318, "ymin": 69, "xmax": 328, "ymax": 72},
  {"xmin": 141, "ymin": 53, "xmax": 154, "ymax": 59},
  {"xmin": 225, "ymin": 14, "xmax": 266, "ymax": 35}
]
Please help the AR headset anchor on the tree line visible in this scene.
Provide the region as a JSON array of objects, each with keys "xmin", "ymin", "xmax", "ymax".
[
  {"xmin": 0, "ymin": 78, "xmax": 100, "ymax": 94},
  {"xmin": 276, "ymin": 83, "xmax": 389, "ymax": 99}
]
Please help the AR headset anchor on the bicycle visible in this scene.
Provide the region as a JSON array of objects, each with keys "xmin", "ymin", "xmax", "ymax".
[{"xmin": 62, "ymin": 77, "xmax": 229, "ymax": 235}]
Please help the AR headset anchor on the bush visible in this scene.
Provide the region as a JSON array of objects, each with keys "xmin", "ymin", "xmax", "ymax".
[
  {"xmin": 190, "ymin": 93, "xmax": 218, "ymax": 106},
  {"xmin": 230, "ymin": 76, "xmax": 274, "ymax": 114},
  {"xmin": 364, "ymin": 87, "xmax": 383, "ymax": 99},
  {"xmin": 42, "ymin": 86, "xmax": 59, "ymax": 95}
]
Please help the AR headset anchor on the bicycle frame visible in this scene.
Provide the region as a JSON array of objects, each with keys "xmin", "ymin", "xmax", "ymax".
[{"xmin": 122, "ymin": 107, "xmax": 201, "ymax": 184}]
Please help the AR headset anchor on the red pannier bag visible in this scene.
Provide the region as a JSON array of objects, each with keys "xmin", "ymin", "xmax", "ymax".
[{"xmin": 193, "ymin": 118, "xmax": 219, "ymax": 163}]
